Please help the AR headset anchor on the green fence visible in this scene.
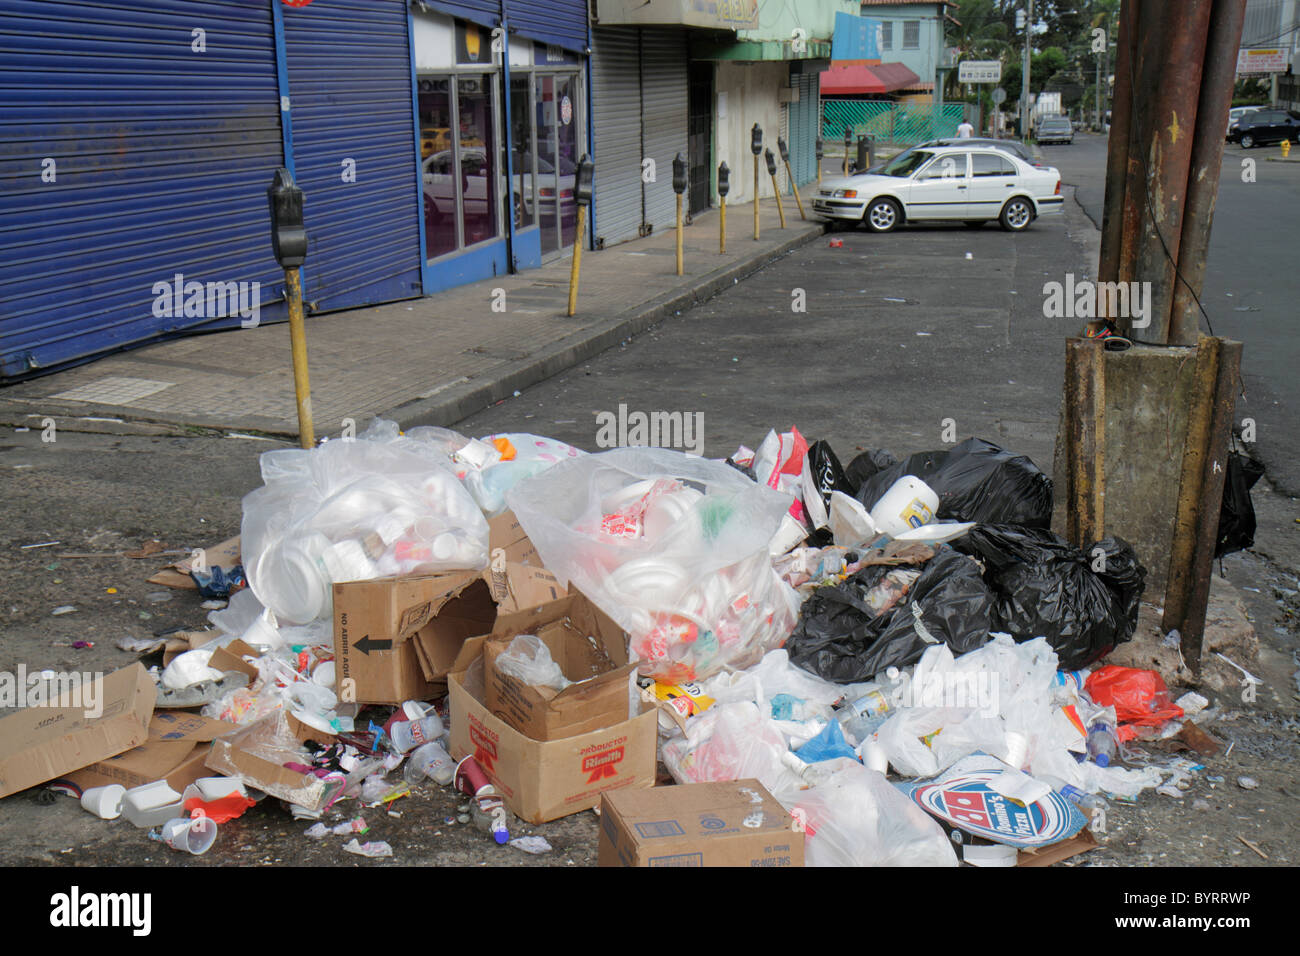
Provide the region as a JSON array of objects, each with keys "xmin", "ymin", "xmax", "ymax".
[{"xmin": 821, "ymin": 100, "xmax": 968, "ymax": 146}]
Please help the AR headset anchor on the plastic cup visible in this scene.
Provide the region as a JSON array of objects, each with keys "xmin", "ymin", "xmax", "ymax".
[
  {"xmin": 160, "ymin": 815, "xmax": 218, "ymax": 856},
  {"xmin": 80, "ymin": 784, "xmax": 126, "ymax": 820}
]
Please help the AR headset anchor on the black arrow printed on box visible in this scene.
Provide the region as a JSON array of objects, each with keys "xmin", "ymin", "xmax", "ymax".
[{"xmin": 354, "ymin": 635, "xmax": 392, "ymax": 656}]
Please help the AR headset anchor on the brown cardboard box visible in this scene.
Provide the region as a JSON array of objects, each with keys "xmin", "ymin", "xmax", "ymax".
[
  {"xmin": 597, "ymin": 780, "xmax": 805, "ymax": 867},
  {"xmin": 0, "ymin": 664, "xmax": 155, "ymax": 798},
  {"xmin": 482, "ymin": 594, "xmax": 638, "ymax": 741},
  {"xmin": 447, "ymin": 629, "xmax": 657, "ymax": 824},
  {"xmin": 488, "ymin": 510, "xmax": 540, "ymax": 565},
  {"xmin": 1016, "ymin": 828, "xmax": 1100, "ymax": 866},
  {"xmin": 60, "ymin": 711, "xmax": 237, "ymax": 792},
  {"xmin": 334, "ymin": 559, "xmax": 566, "ymax": 705}
]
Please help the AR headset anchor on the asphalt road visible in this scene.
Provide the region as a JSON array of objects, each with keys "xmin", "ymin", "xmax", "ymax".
[{"xmin": 1048, "ymin": 131, "xmax": 1300, "ymax": 494}]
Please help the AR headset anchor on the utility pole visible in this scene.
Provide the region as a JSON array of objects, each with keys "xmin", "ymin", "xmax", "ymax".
[{"xmin": 1020, "ymin": 0, "xmax": 1033, "ymax": 139}]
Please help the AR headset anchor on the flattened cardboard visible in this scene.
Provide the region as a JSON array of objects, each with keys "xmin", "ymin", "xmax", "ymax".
[
  {"xmin": 448, "ymin": 638, "xmax": 656, "ymax": 824},
  {"xmin": 1016, "ymin": 828, "xmax": 1100, "ymax": 867},
  {"xmin": 204, "ymin": 712, "xmax": 329, "ymax": 811},
  {"xmin": 597, "ymin": 780, "xmax": 805, "ymax": 867},
  {"xmin": 0, "ymin": 664, "xmax": 155, "ymax": 799},
  {"xmin": 148, "ymin": 536, "xmax": 241, "ymax": 590},
  {"xmin": 208, "ymin": 639, "xmax": 261, "ymax": 683},
  {"xmin": 482, "ymin": 595, "xmax": 637, "ymax": 741},
  {"xmin": 60, "ymin": 711, "xmax": 237, "ymax": 792}
]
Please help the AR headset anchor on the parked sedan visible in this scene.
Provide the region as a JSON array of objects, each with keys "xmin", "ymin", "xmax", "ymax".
[
  {"xmin": 1230, "ymin": 109, "xmax": 1300, "ymax": 147},
  {"xmin": 813, "ymin": 146, "xmax": 1063, "ymax": 233}
]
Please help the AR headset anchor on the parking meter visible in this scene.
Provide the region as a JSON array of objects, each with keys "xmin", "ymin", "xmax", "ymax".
[
  {"xmin": 816, "ymin": 137, "xmax": 824, "ymax": 163},
  {"xmin": 268, "ymin": 167, "xmax": 307, "ymax": 269},
  {"xmin": 718, "ymin": 161, "xmax": 730, "ymax": 198},
  {"xmin": 751, "ymin": 123, "xmax": 763, "ymax": 155},
  {"xmin": 764, "ymin": 148, "xmax": 777, "ymax": 176},
  {"xmin": 777, "ymin": 137, "xmax": 790, "ymax": 163},
  {"xmin": 575, "ymin": 154, "xmax": 594, "ymax": 206},
  {"xmin": 672, "ymin": 153, "xmax": 687, "ymax": 194}
]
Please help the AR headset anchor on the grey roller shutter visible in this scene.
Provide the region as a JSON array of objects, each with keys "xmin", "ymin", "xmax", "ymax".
[
  {"xmin": 790, "ymin": 72, "xmax": 819, "ymax": 185},
  {"xmin": 637, "ymin": 28, "xmax": 688, "ymax": 237},
  {"xmin": 590, "ymin": 27, "xmax": 641, "ymax": 248}
]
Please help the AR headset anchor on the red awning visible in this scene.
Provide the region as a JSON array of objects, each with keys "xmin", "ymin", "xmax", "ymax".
[{"xmin": 819, "ymin": 62, "xmax": 923, "ymax": 95}]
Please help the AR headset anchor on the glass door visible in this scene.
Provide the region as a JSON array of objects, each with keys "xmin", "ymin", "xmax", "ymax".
[{"xmin": 535, "ymin": 73, "xmax": 581, "ymax": 256}]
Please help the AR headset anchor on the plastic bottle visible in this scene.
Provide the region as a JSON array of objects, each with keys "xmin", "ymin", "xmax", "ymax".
[
  {"xmin": 402, "ymin": 740, "xmax": 456, "ymax": 786},
  {"xmin": 835, "ymin": 684, "xmax": 892, "ymax": 746},
  {"xmin": 470, "ymin": 790, "xmax": 512, "ymax": 845},
  {"xmin": 1086, "ymin": 718, "xmax": 1119, "ymax": 767},
  {"xmin": 389, "ymin": 714, "xmax": 445, "ymax": 754},
  {"xmin": 1036, "ymin": 774, "xmax": 1109, "ymax": 813}
]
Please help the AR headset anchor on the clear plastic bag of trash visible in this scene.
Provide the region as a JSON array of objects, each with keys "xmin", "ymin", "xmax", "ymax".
[
  {"xmin": 507, "ymin": 447, "xmax": 800, "ymax": 683},
  {"xmin": 463, "ymin": 433, "xmax": 586, "ymax": 516},
  {"xmin": 242, "ymin": 419, "xmax": 489, "ymax": 624},
  {"xmin": 785, "ymin": 762, "xmax": 958, "ymax": 867},
  {"xmin": 494, "ymin": 634, "xmax": 572, "ymax": 691},
  {"xmin": 660, "ymin": 702, "xmax": 806, "ymax": 803}
]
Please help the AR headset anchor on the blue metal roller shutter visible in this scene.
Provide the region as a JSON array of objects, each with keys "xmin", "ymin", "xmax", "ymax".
[
  {"xmin": 0, "ymin": 0, "xmax": 285, "ymax": 379},
  {"xmin": 282, "ymin": 0, "xmax": 423, "ymax": 313},
  {"xmin": 789, "ymin": 72, "xmax": 819, "ymax": 185},
  {"xmin": 506, "ymin": 0, "xmax": 587, "ymax": 53},
  {"xmin": 423, "ymin": 0, "xmax": 500, "ymax": 32}
]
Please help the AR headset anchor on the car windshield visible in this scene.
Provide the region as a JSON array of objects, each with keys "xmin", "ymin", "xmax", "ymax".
[
  {"xmin": 1041, "ymin": 120, "xmax": 1070, "ymax": 129},
  {"xmin": 880, "ymin": 149, "xmax": 935, "ymax": 177}
]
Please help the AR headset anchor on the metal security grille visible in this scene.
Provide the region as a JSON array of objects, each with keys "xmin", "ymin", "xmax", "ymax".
[
  {"xmin": 821, "ymin": 100, "xmax": 967, "ymax": 144},
  {"xmin": 637, "ymin": 28, "xmax": 689, "ymax": 238},
  {"xmin": 590, "ymin": 26, "xmax": 642, "ymax": 247},
  {"xmin": 282, "ymin": 0, "xmax": 423, "ymax": 313},
  {"xmin": 0, "ymin": 0, "xmax": 285, "ymax": 378}
]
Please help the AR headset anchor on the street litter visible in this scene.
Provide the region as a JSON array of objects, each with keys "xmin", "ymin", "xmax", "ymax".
[{"xmin": 5, "ymin": 420, "xmax": 1251, "ymax": 868}]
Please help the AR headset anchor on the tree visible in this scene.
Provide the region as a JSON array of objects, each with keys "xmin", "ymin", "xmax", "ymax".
[{"xmin": 946, "ymin": 0, "xmax": 1013, "ymax": 100}]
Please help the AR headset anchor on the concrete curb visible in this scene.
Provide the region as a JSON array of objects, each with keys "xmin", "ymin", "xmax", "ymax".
[{"xmin": 387, "ymin": 223, "xmax": 826, "ymax": 429}]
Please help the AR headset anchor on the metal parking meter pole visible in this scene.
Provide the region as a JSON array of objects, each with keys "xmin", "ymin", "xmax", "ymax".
[
  {"xmin": 777, "ymin": 137, "xmax": 805, "ymax": 220},
  {"xmin": 843, "ymin": 126, "xmax": 851, "ymax": 176},
  {"xmin": 816, "ymin": 137, "xmax": 823, "ymax": 186},
  {"xmin": 765, "ymin": 149, "xmax": 786, "ymax": 229},
  {"xmin": 717, "ymin": 162, "xmax": 730, "ymax": 254},
  {"xmin": 267, "ymin": 167, "xmax": 313, "ymax": 449},
  {"xmin": 567, "ymin": 155, "xmax": 594, "ymax": 316},
  {"xmin": 857, "ymin": 135, "xmax": 871, "ymax": 173},
  {"xmin": 672, "ymin": 153, "xmax": 687, "ymax": 275},
  {"xmin": 751, "ymin": 124, "xmax": 763, "ymax": 241}
]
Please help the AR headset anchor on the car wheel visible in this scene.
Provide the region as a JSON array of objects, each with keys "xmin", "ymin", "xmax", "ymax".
[
  {"xmin": 999, "ymin": 197, "xmax": 1035, "ymax": 232},
  {"xmin": 864, "ymin": 197, "xmax": 901, "ymax": 233},
  {"xmin": 1241, "ymin": 133, "xmax": 1255, "ymax": 148}
]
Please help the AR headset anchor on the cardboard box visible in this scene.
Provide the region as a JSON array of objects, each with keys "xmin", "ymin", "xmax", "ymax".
[
  {"xmin": 482, "ymin": 595, "xmax": 638, "ymax": 741},
  {"xmin": 488, "ymin": 510, "xmax": 540, "ymax": 565},
  {"xmin": 597, "ymin": 780, "xmax": 805, "ymax": 867},
  {"xmin": 0, "ymin": 664, "xmax": 155, "ymax": 799},
  {"xmin": 334, "ymin": 559, "xmax": 566, "ymax": 705},
  {"xmin": 447, "ymin": 627, "xmax": 657, "ymax": 825},
  {"xmin": 1016, "ymin": 828, "xmax": 1100, "ymax": 867},
  {"xmin": 59, "ymin": 711, "xmax": 237, "ymax": 792}
]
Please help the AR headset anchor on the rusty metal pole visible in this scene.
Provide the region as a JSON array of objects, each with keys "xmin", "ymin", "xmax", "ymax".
[
  {"xmin": 1062, "ymin": 338, "xmax": 1107, "ymax": 549},
  {"xmin": 1162, "ymin": 338, "xmax": 1243, "ymax": 675},
  {"xmin": 1126, "ymin": 0, "xmax": 1215, "ymax": 344},
  {"xmin": 1098, "ymin": 0, "xmax": 1137, "ymax": 294},
  {"xmin": 1170, "ymin": 0, "xmax": 1248, "ymax": 345}
]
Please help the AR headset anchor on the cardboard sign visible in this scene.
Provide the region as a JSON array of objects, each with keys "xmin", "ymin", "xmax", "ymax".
[
  {"xmin": 901, "ymin": 753, "xmax": 1088, "ymax": 850},
  {"xmin": 598, "ymin": 780, "xmax": 805, "ymax": 867}
]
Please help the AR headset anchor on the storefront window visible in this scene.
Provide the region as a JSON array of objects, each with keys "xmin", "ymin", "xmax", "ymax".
[
  {"xmin": 458, "ymin": 74, "xmax": 496, "ymax": 246},
  {"xmin": 418, "ymin": 78, "xmax": 456, "ymax": 259},
  {"xmin": 535, "ymin": 73, "xmax": 581, "ymax": 255},
  {"xmin": 510, "ymin": 75, "xmax": 535, "ymax": 230}
]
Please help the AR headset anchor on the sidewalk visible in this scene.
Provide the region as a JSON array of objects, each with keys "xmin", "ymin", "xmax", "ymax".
[{"xmin": 0, "ymin": 198, "xmax": 824, "ymax": 438}]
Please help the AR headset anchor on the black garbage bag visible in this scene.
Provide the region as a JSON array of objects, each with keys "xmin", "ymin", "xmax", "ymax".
[
  {"xmin": 843, "ymin": 448, "xmax": 899, "ymax": 495},
  {"xmin": 855, "ymin": 437, "xmax": 1054, "ymax": 529},
  {"xmin": 1216, "ymin": 452, "xmax": 1265, "ymax": 558},
  {"xmin": 953, "ymin": 525, "xmax": 1146, "ymax": 670},
  {"xmin": 786, "ymin": 548, "xmax": 993, "ymax": 683}
]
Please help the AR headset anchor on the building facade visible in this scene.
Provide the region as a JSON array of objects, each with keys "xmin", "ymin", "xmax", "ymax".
[{"xmin": 857, "ymin": 0, "xmax": 955, "ymax": 100}]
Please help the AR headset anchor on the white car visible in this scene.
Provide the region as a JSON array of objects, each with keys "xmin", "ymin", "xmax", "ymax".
[
  {"xmin": 812, "ymin": 145, "xmax": 1064, "ymax": 233},
  {"xmin": 1227, "ymin": 106, "xmax": 1258, "ymax": 139}
]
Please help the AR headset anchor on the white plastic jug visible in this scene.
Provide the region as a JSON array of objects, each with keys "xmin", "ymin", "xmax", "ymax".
[{"xmin": 868, "ymin": 476, "xmax": 939, "ymax": 538}]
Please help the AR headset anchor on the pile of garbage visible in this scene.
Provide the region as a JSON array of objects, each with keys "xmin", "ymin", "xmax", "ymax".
[{"xmin": 9, "ymin": 420, "xmax": 1233, "ymax": 866}]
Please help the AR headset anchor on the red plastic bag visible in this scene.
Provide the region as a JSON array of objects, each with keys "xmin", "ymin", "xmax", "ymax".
[{"xmin": 1085, "ymin": 666, "xmax": 1184, "ymax": 727}]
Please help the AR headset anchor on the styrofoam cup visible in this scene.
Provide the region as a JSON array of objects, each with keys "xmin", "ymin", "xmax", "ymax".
[
  {"xmin": 80, "ymin": 784, "xmax": 126, "ymax": 820},
  {"xmin": 161, "ymin": 815, "xmax": 218, "ymax": 855}
]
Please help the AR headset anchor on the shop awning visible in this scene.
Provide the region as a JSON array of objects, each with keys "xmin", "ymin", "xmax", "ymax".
[{"xmin": 819, "ymin": 62, "xmax": 922, "ymax": 95}]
